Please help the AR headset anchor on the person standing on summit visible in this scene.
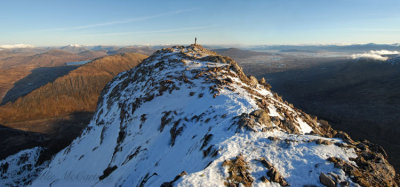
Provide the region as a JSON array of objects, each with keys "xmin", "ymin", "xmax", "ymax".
[{"xmin": 195, "ymin": 37, "xmax": 197, "ymax": 45}]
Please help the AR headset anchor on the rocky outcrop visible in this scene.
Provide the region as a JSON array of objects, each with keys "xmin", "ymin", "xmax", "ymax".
[
  {"xmin": 222, "ymin": 155, "xmax": 254, "ymax": 187},
  {"xmin": 258, "ymin": 157, "xmax": 288, "ymax": 186},
  {"xmin": 327, "ymin": 140, "xmax": 398, "ymax": 187}
]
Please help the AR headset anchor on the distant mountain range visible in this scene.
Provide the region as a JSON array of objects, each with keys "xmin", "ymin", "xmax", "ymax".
[
  {"xmin": 247, "ymin": 43, "xmax": 400, "ymax": 53},
  {"xmin": 58, "ymin": 45, "xmax": 156, "ymax": 55},
  {"xmin": 214, "ymin": 48, "xmax": 269, "ymax": 58},
  {"xmin": 2, "ymin": 42, "xmax": 399, "ymax": 53}
]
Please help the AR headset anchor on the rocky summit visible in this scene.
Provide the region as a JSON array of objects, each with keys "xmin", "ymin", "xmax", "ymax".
[{"xmin": 1, "ymin": 45, "xmax": 398, "ymax": 186}]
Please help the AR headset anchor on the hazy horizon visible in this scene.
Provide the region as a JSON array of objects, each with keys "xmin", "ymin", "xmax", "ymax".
[{"xmin": 1, "ymin": 42, "xmax": 400, "ymax": 49}]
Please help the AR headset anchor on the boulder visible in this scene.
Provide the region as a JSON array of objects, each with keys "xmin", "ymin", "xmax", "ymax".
[
  {"xmin": 250, "ymin": 109, "xmax": 272, "ymax": 128},
  {"xmin": 319, "ymin": 173, "xmax": 336, "ymax": 187}
]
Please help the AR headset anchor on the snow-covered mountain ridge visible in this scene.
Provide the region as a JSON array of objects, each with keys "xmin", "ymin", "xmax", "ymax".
[{"xmin": 2, "ymin": 45, "xmax": 398, "ymax": 186}]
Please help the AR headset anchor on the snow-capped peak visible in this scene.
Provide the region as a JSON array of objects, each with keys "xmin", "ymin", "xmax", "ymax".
[
  {"xmin": 2, "ymin": 45, "xmax": 397, "ymax": 186},
  {"xmin": 67, "ymin": 44, "xmax": 84, "ymax": 47}
]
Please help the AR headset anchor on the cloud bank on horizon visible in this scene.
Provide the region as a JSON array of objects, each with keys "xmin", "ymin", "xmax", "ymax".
[
  {"xmin": 0, "ymin": 44, "xmax": 34, "ymax": 49},
  {"xmin": 351, "ymin": 50, "xmax": 400, "ymax": 61}
]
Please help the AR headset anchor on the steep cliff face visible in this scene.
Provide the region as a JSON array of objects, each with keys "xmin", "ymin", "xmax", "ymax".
[{"xmin": 2, "ymin": 45, "xmax": 397, "ymax": 186}]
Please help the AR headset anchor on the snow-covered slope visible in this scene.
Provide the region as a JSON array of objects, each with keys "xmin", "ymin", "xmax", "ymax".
[
  {"xmin": 5, "ymin": 45, "xmax": 397, "ymax": 186},
  {"xmin": 0, "ymin": 147, "xmax": 44, "ymax": 186}
]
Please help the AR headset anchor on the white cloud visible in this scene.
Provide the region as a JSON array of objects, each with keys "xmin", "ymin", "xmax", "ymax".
[
  {"xmin": 0, "ymin": 44, "xmax": 34, "ymax": 49},
  {"xmin": 351, "ymin": 50, "xmax": 400, "ymax": 61},
  {"xmin": 370, "ymin": 50, "xmax": 400, "ymax": 55},
  {"xmin": 351, "ymin": 53, "xmax": 388, "ymax": 61}
]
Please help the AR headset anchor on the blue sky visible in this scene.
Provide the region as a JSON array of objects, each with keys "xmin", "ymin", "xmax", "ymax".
[{"xmin": 1, "ymin": 0, "xmax": 400, "ymax": 46}]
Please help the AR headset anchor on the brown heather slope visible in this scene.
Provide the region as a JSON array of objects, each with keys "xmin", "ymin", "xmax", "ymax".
[
  {"xmin": 0, "ymin": 52, "xmax": 147, "ymax": 161},
  {"xmin": 0, "ymin": 52, "xmax": 148, "ymax": 127},
  {"xmin": 0, "ymin": 49, "xmax": 106, "ymax": 102}
]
